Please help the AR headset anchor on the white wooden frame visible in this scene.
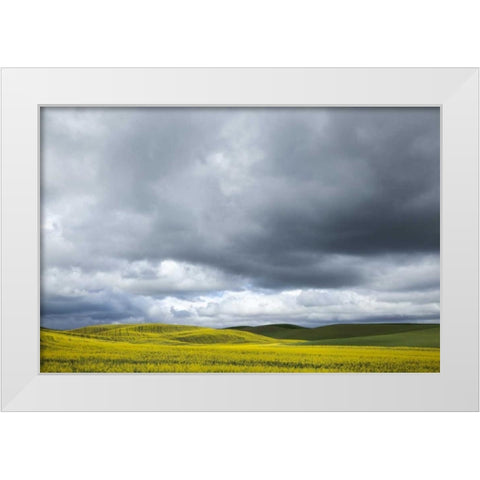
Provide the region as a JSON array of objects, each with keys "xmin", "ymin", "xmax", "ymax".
[{"xmin": 1, "ymin": 68, "xmax": 478, "ymax": 411}]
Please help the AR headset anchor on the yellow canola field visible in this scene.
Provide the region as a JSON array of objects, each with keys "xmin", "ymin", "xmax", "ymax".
[{"xmin": 41, "ymin": 328, "xmax": 440, "ymax": 373}]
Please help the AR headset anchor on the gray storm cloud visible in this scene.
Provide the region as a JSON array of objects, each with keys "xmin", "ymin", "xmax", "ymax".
[{"xmin": 40, "ymin": 107, "xmax": 440, "ymax": 329}]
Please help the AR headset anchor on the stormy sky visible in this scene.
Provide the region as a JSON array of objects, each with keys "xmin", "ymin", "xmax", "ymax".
[{"xmin": 40, "ymin": 107, "xmax": 440, "ymax": 330}]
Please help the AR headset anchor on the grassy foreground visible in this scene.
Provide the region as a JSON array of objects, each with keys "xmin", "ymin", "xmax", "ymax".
[{"xmin": 40, "ymin": 323, "xmax": 440, "ymax": 373}]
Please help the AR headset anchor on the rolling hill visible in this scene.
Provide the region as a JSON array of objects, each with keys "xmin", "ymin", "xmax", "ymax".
[
  {"xmin": 53, "ymin": 323, "xmax": 274, "ymax": 345},
  {"xmin": 40, "ymin": 322, "xmax": 440, "ymax": 373},
  {"xmin": 227, "ymin": 323, "xmax": 440, "ymax": 348}
]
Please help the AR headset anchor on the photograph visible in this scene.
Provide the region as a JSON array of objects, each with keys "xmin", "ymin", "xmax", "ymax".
[{"xmin": 40, "ymin": 106, "xmax": 440, "ymax": 373}]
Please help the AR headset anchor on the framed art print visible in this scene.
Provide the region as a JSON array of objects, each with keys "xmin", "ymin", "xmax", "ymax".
[
  {"xmin": 38, "ymin": 105, "xmax": 441, "ymax": 374},
  {"xmin": 1, "ymin": 68, "xmax": 478, "ymax": 411}
]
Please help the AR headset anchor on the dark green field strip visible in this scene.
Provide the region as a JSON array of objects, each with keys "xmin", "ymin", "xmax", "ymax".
[
  {"xmin": 304, "ymin": 327, "xmax": 439, "ymax": 348},
  {"xmin": 228, "ymin": 323, "xmax": 439, "ymax": 343}
]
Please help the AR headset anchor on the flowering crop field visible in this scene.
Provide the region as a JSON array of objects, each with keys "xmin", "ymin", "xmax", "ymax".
[{"xmin": 40, "ymin": 323, "xmax": 440, "ymax": 373}]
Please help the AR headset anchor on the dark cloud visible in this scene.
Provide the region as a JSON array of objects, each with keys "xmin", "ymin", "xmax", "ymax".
[
  {"xmin": 40, "ymin": 290, "xmax": 147, "ymax": 329},
  {"xmin": 40, "ymin": 107, "xmax": 440, "ymax": 328}
]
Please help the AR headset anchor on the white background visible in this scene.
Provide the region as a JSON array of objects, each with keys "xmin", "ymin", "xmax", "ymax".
[{"xmin": 0, "ymin": 1, "xmax": 479, "ymax": 479}]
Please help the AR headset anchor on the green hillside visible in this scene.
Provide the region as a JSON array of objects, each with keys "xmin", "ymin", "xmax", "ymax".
[{"xmin": 228, "ymin": 323, "xmax": 440, "ymax": 348}]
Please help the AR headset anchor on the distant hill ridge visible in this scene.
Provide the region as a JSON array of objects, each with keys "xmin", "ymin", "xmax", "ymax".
[
  {"xmin": 227, "ymin": 323, "xmax": 439, "ymax": 347},
  {"xmin": 228, "ymin": 322, "xmax": 438, "ymax": 337},
  {"xmin": 41, "ymin": 322, "xmax": 439, "ymax": 348}
]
